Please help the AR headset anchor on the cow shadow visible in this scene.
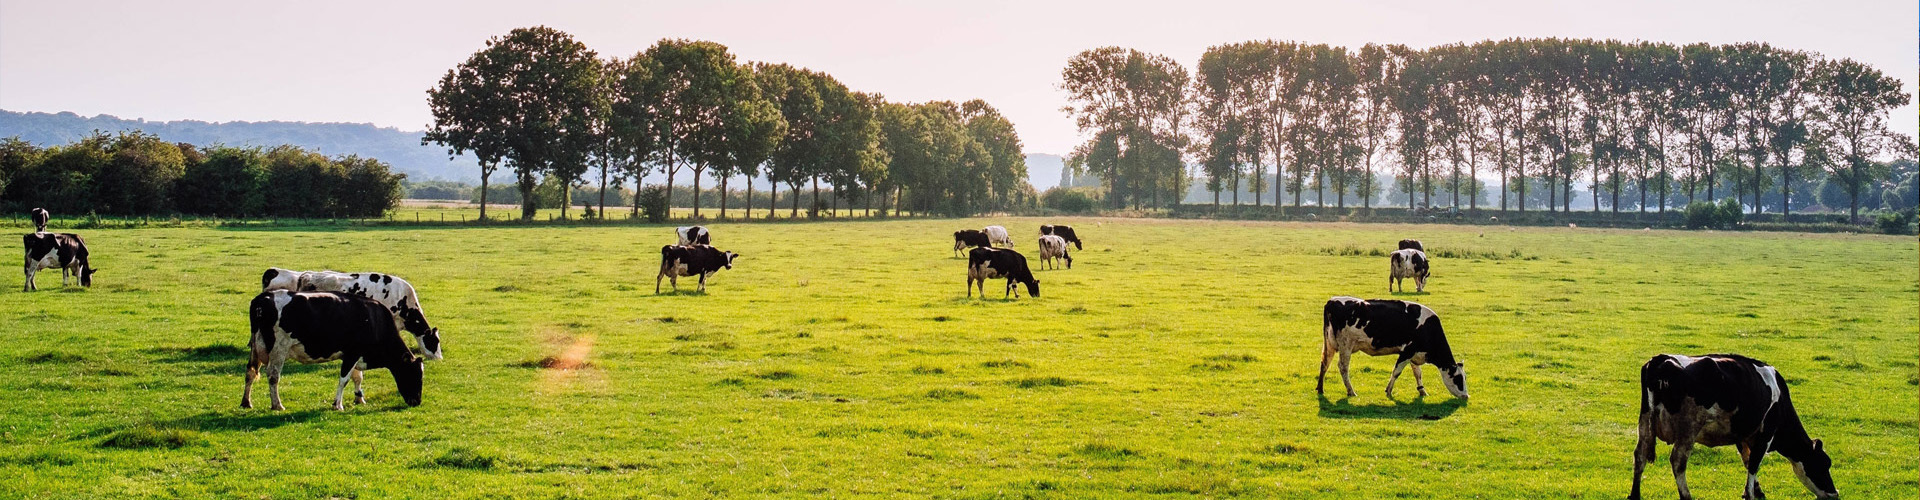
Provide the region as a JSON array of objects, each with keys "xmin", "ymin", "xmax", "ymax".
[
  {"xmin": 1317, "ymin": 393, "xmax": 1465, "ymax": 420},
  {"xmin": 1387, "ymin": 291, "xmax": 1430, "ymax": 297},
  {"xmin": 73, "ymin": 408, "xmax": 333, "ymax": 443},
  {"xmin": 654, "ymin": 289, "xmax": 708, "ymax": 297}
]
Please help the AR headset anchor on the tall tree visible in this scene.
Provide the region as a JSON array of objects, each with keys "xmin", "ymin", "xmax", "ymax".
[
  {"xmin": 1811, "ymin": 58, "xmax": 1914, "ymax": 221},
  {"xmin": 637, "ymin": 39, "xmax": 753, "ymax": 219}
]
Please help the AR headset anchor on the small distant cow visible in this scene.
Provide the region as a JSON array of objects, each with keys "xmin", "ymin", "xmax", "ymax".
[
  {"xmin": 262, "ymin": 268, "xmax": 443, "ymax": 361},
  {"xmin": 30, "ymin": 208, "xmax": 49, "ymax": 233},
  {"xmin": 1389, "ymin": 249, "xmax": 1430, "ymax": 293},
  {"xmin": 658, "ymin": 245, "xmax": 739, "ymax": 293},
  {"xmin": 1037, "ymin": 234, "xmax": 1072, "ymax": 270},
  {"xmin": 1040, "ymin": 225, "xmax": 1083, "ymax": 250},
  {"xmin": 676, "ymin": 226, "xmax": 711, "ymax": 246},
  {"xmin": 1397, "ymin": 239, "xmax": 1423, "ymax": 252},
  {"xmin": 243, "ymin": 290, "xmax": 424, "ymax": 411},
  {"xmin": 22, "ymin": 232, "xmax": 94, "ymax": 292},
  {"xmin": 1318, "ymin": 296, "xmax": 1466, "ymax": 399},
  {"xmin": 1631, "ymin": 354, "xmax": 1837, "ymax": 500},
  {"xmin": 953, "ymin": 229, "xmax": 991, "ymax": 256},
  {"xmin": 967, "ymin": 247, "xmax": 1039, "ymax": 299},
  {"xmin": 982, "ymin": 225, "xmax": 1013, "ymax": 248}
]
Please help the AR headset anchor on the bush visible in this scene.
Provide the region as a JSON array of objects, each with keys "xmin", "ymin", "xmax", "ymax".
[
  {"xmin": 637, "ymin": 185, "xmax": 670, "ymax": 223},
  {"xmin": 1683, "ymin": 198, "xmax": 1745, "ymax": 229},
  {"xmin": 1043, "ymin": 187, "xmax": 1097, "ymax": 213},
  {"xmin": 1874, "ymin": 209, "xmax": 1916, "ymax": 235},
  {"xmin": 1716, "ymin": 197, "xmax": 1744, "ymax": 227}
]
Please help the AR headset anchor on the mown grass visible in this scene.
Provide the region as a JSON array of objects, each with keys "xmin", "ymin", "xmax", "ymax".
[{"xmin": 0, "ymin": 217, "xmax": 1913, "ymax": 498}]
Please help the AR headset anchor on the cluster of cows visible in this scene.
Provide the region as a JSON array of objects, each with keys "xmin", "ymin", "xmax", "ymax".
[{"xmin": 15, "ymin": 208, "xmax": 1840, "ymax": 499}]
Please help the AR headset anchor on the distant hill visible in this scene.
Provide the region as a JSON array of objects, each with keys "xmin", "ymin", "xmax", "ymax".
[{"xmin": 0, "ymin": 110, "xmax": 480, "ymax": 182}]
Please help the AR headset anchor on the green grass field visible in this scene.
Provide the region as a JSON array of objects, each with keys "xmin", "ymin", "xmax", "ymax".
[{"xmin": 2, "ymin": 218, "xmax": 1913, "ymax": 499}]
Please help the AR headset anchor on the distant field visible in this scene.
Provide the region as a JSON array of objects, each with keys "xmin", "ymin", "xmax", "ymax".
[{"xmin": 1, "ymin": 218, "xmax": 1913, "ymax": 498}]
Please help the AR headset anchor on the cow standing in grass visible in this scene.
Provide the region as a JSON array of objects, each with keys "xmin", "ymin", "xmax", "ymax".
[
  {"xmin": 967, "ymin": 247, "xmax": 1039, "ymax": 299},
  {"xmin": 953, "ymin": 229, "xmax": 991, "ymax": 256},
  {"xmin": 262, "ymin": 268, "xmax": 443, "ymax": 361},
  {"xmin": 31, "ymin": 208, "xmax": 49, "ymax": 233},
  {"xmin": 1037, "ymin": 234, "xmax": 1072, "ymax": 270},
  {"xmin": 982, "ymin": 225, "xmax": 1013, "ymax": 248},
  {"xmin": 22, "ymin": 232, "xmax": 94, "ymax": 291},
  {"xmin": 1397, "ymin": 239, "xmax": 1423, "ymax": 252},
  {"xmin": 657, "ymin": 245, "xmax": 739, "ymax": 293},
  {"xmin": 1041, "ymin": 225, "xmax": 1083, "ymax": 250},
  {"xmin": 243, "ymin": 290, "xmax": 424, "ymax": 411},
  {"xmin": 676, "ymin": 226, "xmax": 711, "ymax": 246},
  {"xmin": 1389, "ymin": 249, "xmax": 1429, "ymax": 293},
  {"xmin": 1631, "ymin": 354, "xmax": 1837, "ymax": 500},
  {"xmin": 1318, "ymin": 296, "xmax": 1466, "ymax": 399}
]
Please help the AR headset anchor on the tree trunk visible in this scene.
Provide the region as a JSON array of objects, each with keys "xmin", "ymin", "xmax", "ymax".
[
  {"xmin": 665, "ymin": 150, "xmax": 677, "ymax": 221},
  {"xmin": 519, "ymin": 171, "xmax": 537, "ymax": 221},
  {"xmin": 691, "ymin": 168, "xmax": 704, "ymax": 219},
  {"xmin": 719, "ymin": 176, "xmax": 729, "ymax": 220},
  {"xmin": 746, "ymin": 174, "xmax": 754, "ymax": 220},
  {"xmin": 791, "ymin": 183, "xmax": 801, "ymax": 218},
  {"xmin": 478, "ymin": 170, "xmax": 490, "ymax": 222},
  {"xmin": 811, "ymin": 177, "xmax": 820, "ymax": 217},
  {"xmin": 598, "ymin": 158, "xmax": 608, "ymax": 219}
]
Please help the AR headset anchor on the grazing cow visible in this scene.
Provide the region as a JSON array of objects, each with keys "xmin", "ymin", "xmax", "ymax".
[
  {"xmin": 657, "ymin": 245, "xmax": 739, "ymax": 293},
  {"xmin": 676, "ymin": 225, "xmax": 711, "ymax": 246},
  {"xmin": 953, "ymin": 229, "xmax": 991, "ymax": 256},
  {"xmin": 982, "ymin": 225, "xmax": 1013, "ymax": 248},
  {"xmin": 1389, "ymin": 249, "xmax": 1430, "ymax": 293},
  {"xmin": 1040, "ymin": 224, "xmax": 1084, "ymax": 250},
  {"xmin": 261, "ymin": 268, "xmax": 443, "ymax": 361},
  {"xmin": 30, "ymin": 208, "xmax": 49, "ymax": 233},
  {"xmin": 1318, "ymin": 297, "xmax": 1467, "ymax": 400},
  {"xmin": 1631, "ymin": 354, "xmax": 1837, "ymax": 500},
  {"xmin": 1037, "ymin": 234, "xmax": 1072, "ymax": 270},
  {"xmin": 1397, "ymin": 239, "xmax": 1423, "ymax": 252},
  {"xmin": 22, "ymin": 233, "xmax": 94, "ymax": 292},
  {"xmin": 967, "ymin": 247, "xmax": 1039, "ymax": 299},
  {"xmin": 242, "ymin": 290, "xmax": 424, "ymax": 411}
]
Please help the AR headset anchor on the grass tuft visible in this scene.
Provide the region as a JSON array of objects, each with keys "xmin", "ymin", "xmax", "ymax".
[
  {"xmin": 911, "ymin": 365, "xmax": 946, "ymax": 375},
  {"xmin": 99, "ymin": 427, "xmax": 201, "ymax": 449},
  {"xmin": 981, "ymin": 359, "xmax": 1031, "ymax": 368},
  {"xmin": 1202, "ymin": 354, "xmax": 1258, "ymax": 363},
  {"xmin": 22, "ymin": 352, "xmax": 87, "ymax": 364},
  {"xmin": 1073, "ymin": 442, "xmax": 1138, "ymax": 459},
  {"xmin": 754, "ymin": 369, "xmax": 797, "ymax": 380},
  {"xmin": 925, "ymin": 388, "xmax": 979, "ymax": 400},
  {"xmin": 431, "ymin": 447, "xmax": 498, "ymax": 469},
  {"xmin": 1009, "ymin": 376, "xmax": 1080, "ymax": 389}
]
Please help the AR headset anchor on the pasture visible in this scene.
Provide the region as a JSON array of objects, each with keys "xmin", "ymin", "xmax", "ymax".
[{"xmin": 1, "ymin": 218, "xmax": 1914, "ymax": 498}]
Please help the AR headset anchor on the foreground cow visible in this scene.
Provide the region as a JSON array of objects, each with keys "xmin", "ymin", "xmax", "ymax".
[
  {"xmin": 1040, "ymin": 224, "xmax": 1083, "ymax": 250},
  {"xmin": 31, "ymin": 208, "xmax": 49, "ymax": 233},
  {"xmin": 658, "ymin": 245, "xmax": 739, "ymax": 293},
  {"xmin": 22, "ymin": 233, "xmax": 94, "ymax": 291},
  {"xmin": 676, "ymin": 225, "xmax": 711, "ymax": 246},
  {"xmin": 1318, "ymin": 297, "xmax": 1466, "ymax": 399},
  {"xmin": 1631, "ymin": 354, "xmax": 1837, "ymax": 500},
  {"xmin": 1397, "ymin": 239, "xmax": 1423, "ymax": 252},
  {"xmin": 983, "ymin": 225, "xmax": 1013, "ymax": 247},
  {"xmin": 967, "ymin": 247, "xmax": 1039, "ymax": 299},
  {"xmin": 1037, "ymin": 234, "xmax": 1072, "ymax": 270},
  {"xmin": 953, "ymin": 229, "xmax": 991, "ymax": 256},
  {"xmin": 262, "ymin": 268, "xmax": 443, "ymax": 360},
  {"xmin": 1389, "ymin": 249, "xmax": 1430, "ymax": 293},
  {"xmin": 243, "ymin": 290, "xmax": 424, "ymax": 410}
]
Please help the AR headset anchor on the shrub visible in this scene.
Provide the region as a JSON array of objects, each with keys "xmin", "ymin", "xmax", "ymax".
[
  {"xmin": 1684, "ymin": 198, "xmax": 1745, "ymax": 229},
  {"xmin": 638, "ymin": 185, "xmax": 670, "ymax": 223},
  {"xmin": 1716, "ymin": 197, "xmax": 1744, "ymax": 227},
  {"xmin": 1875, "ymin": 208, "xmax": 1916, "ymax": 235},
  {"xmin": 1042, "ymin": 187, "xmax": 1096, "ymax": 213}
]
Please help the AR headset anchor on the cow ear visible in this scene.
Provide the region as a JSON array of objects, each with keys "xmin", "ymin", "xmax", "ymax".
[{"xmin": 1812, "ymin": 439, "xmax": 1823, "ymax": 450}]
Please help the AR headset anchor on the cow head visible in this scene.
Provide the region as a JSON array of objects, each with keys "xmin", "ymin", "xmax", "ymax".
[
  {"xmin": 392, "ymin": 357, "xmax": 424, "ymax": 407},
  {"xmin": 80, "ymin": 266, "xmax": 96, "ymax": 287},
  {"xmin": 953, "ymin": 232, "xmax": 966, "ymax": 251},
  {"xmin": 1792, "ymin": 439, "xmax": 1837, "ymax": 499},
  {"xmin": 724, "ymin": 251, "xmax": 739, "ymax": 270},
  {"xmin": 1440, "ymin": 362, "xmax": 1467, "ymax": 399},
  {"xmin": 398, "ymin": 309, "xmax": 443, "ymax": 360},
  {"xmin": 1023, "ymin": 279, "xmax": 1040, "ymax": 298}
]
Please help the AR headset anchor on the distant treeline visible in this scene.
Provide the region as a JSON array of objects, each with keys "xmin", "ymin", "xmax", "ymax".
[
  {"xmin": 424, "ymin": 26, "xmax": 1029, "ymax": 222},
  {"xmin": 1064, "ymin": 38, "xmax": 1916, "ymax": 222},
  {"xmin": 0, "ymin": 131, "xmax": 403, "ymax": 217}
]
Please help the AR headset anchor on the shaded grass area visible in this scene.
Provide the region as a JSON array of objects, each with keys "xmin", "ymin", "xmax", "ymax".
[{"xmin": 0, "ymin": 218, "xmax": 1913, "ymax": 498}]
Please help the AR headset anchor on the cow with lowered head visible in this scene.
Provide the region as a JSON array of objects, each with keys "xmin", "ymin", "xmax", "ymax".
[
  {"xmin": 953, "ymin": 229, "xmax": 991, "ymax": 256},
  {"xmin": 1389, "ymin": 248, "xmax": 1430, "ymax": 293},
  {"xmin": 1037, "ymin": 234, "xmax": 1072, "ymax": 270},
  {"xmin": 243, "ymin": 290, "xmax": 423, "ymax": 411},
  {"xmin": 967, "ymin": 247, "xmax": 1039, "ymax": 299},
  {"xmin": 1319, "ymin": 296, "xmax": 1466, "ymax": 400},
  {"xmin": 262, "ymin": 268, "xmax": 443, "ymax": 361},
  {"xmin": 31, "ymin": 208, "xmax": 50, "ymax": 233},
  {"xmin": 982, "ymin": 225, "xmax": 1014, "ymax": 248},
  {"xmin": 1397, "ymin": 239, "xmax": 1423, "ymax": 252},
  {"xmin": 1631, "ymin": 354, "xmax": 1837, "ymax": 500},
  {"xmin": 1041, "ymin": 224, "xmax": 1083, "ymax": 250},
  {"xmin": 658, "ymin": 245, "xmax": 739, "ymax": 293},
  {"xmin": 676, "ymin": 225, "xmax": 711, "ymax": 246},
  {"xmin": 22, "ymin": 232, "xmax": 95, "ymax": 291}
]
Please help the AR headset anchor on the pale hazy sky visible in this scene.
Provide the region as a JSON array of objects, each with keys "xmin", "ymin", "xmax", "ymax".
[{"xmin": 2, "ymin": 0, "xmax": 1914, "ymax": 155}]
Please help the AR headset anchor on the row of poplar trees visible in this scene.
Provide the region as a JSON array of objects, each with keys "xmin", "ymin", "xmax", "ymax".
[
  {"xmin": 425, "ymin": 26, "xmax": 1027, "ymax": 221},
  {"xmin": 1062, "ymin": 38, "xmax": 1913, "ymax": 221}
]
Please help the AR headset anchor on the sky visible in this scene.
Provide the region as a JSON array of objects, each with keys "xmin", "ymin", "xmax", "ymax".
[{"xmin": 2, "ymin": 0, "xmax": 1914, "ymax": 156}]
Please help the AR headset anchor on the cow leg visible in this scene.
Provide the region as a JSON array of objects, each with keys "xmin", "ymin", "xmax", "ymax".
[
  {"xmin": 967, "ymin": 277, "xmax": 975, "ymax": 298},
  {"xmin": 351, "ymin": 368, "xmax": 366, "ymax": 405},
  {"xmin": 1738, "ymin": 442, "xmax": 1766, "ymax": 500},
  {"xmin": 1630, "ymin": 421, "xmax": 1656, "ymax": 500},
  {"xmin": 266, "ymin": 358, "xmax": 286, "ymax": 411},
  {"xmin": 332, "ymin": 358, "xmax": 357, "ymax": 411},
  {"xmin": 1316, "ymin": 340, "xmax": 1334, "ymax": 395},
  {"xmin": 1671, "ymin": 442, "xmax": 1694, "ymax": 500},
  {"xmin": 1004, "ymin": 279, "xmax": 1015, "ymax": 299},
  {"xmin": 1386, "ymin": 359, "xmax": 1409, "ymax": 398},
  {"xmin": 655, "ymin": 273, "xmax": 663, "ymax": 294},
  {"xmin": 1411, "ymin": 362, "xmax": 1428, "ymax": 397},
  {"xmin": 698, "ymin": 273, "xmax": 708, "ymax": 293},
  {"xmin": 22, "ymin": 264, "xmax": 33, "ymax": 292},
  {"xmin": 1338, "ymin": 351, "xmax": 1357, "ymax": 398},
  {"xmin": 241, "ymin": 349, "xmax": 263, "ymax": 409}
]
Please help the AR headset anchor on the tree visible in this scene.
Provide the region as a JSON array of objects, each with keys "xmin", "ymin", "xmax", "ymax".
[
  {"xmin": 95, "ymin": 131, "xmax": 185, "ymax": 215},
  {"xmin": 709, "ymin": 63, "xmax": 785, "ymax": 220},
  {"xmin": 1811, "ymin": 58, "xmax": 1914, "ymax": 221},
  {"xmin": 176, "ymin": 146, "xmax": 268, "ymax": 216},
  {"xmin": 1060, "ymin": 46, "xmax": 1189, "ymax": 210},
  {"xmin": 756, "ymin": 63, "xmax": 825, "ymax": 218},
  {"xmin": 636, "ymin": 39, "xmax": 755, "ymax": 220}
]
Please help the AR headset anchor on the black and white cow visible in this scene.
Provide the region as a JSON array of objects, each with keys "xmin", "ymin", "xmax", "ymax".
[
  {"xmin": 1040, "ymin": 224, "xmax": 1083, "ymax": 250},
  {"xmin": 262, "ymin": 268, "xmax": 443, "ymax": 360},
  {"xmin": 31, "ymin": 208, "xmax": 49, "ymax": 233},
  {"xmin": 967, "ymin": 247, "xmax": 1039, "ymax": 299},
  {"xmin": 1037, "ymin": 234, "xmax": 1072, "ymax": 270},
  {"xmin": 22, "ymin": 232, "xmax": 94, "ymax": 292},
  {"xmin": 953, "ymin": 229, "xmax": 991, "ymax": 256},
  {"xmin": 1389, "ymin": 248, "xmax": 1430, "ymax": 293},
  {"xmin": 243, "ymin": 290, "xmax": 424, "ymax": 411},
  {"xmin": 1318, "ymin": 297, "xmax": 1467, "ymax": 399},
  {"xmin": 982, "ymin": 225, "xmax": 1013, "ymax": 248},
  {"xmin": 1397, "ymin": 239, "xmax": 1423, "ymax": 252},
  {"xmin": 676, "ymin": 225, "xmax": 711, "ymax": 246},
  {"xmin": 657, "ymin": 245, "xmax": 739, "ymax": 293},
  {"xmin": 1631, "ymin": 354, "xmax": 1837, "ymax": 500}
]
